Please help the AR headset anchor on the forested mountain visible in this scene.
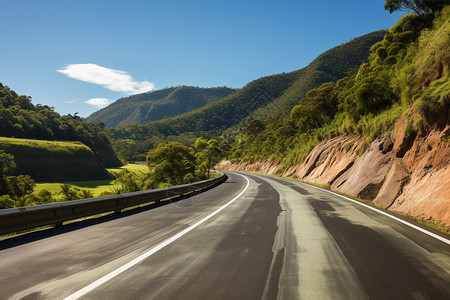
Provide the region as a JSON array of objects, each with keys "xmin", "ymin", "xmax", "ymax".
[
  {"xmin": 250, "ymin": 30, "xmax": 388, "ymax": 121},
  {"xmin": 0, "ymin": 83, "xmax": 122, "ymax": 167},
  {"xmin": 86, "ymin": 86, "xmax": 236, "ymax": 127},
  {"xmin": 228, "ymin": 6, "xmax": 450, "ymax": 166},
  {"xmin": 110, "ymin": 30, "xmax": 385, "ymax": 160}
]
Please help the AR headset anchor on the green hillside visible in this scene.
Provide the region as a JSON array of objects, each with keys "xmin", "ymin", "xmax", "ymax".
[
  {"xmin": 110, "ymin": 30, "xmax": 385, "ymax": 161},
  {"xmin": 0, "ymin": 137, "xmax": 111, "ymax": 181},
  {"xmin": 250, "ymin": 30, "xmax": 388, "ymax": 121},
  {"xmin": 0, "ymin": 83, "xmax": 122, "ymax": 167},
  {"xmin": 86, "ymin": 86, "xmax": 236, "ymax": 127},
  {"xmin": 228, "ymin": 6, "xmax": 450, "ymax": 166}
]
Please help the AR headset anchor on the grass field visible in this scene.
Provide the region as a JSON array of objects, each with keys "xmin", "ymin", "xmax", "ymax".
[
  {"xmin": 107, "ymin": 163, "xmax": 148, "ymax": 177},
  {"xmin": 33, "ymin": 180, "xmax": 119, "ymax": 197},
  {"xmin": 0, "ymin": 137, "xmax": 90, "ymax": 151},
  {"xmin": 33, "ymin": 164, "xmax": 149, "ymax": 197}
]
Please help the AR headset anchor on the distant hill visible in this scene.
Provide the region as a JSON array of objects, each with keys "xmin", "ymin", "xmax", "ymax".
[
  {"xmin": 110, "ymin": 30, "xmax": 386, "ymax": 160},
  {"xmin": 86, "ymin": 86, "xmax": 237, "ymax": 127}
]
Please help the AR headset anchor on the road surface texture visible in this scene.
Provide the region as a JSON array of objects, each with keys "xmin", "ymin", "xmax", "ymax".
[{"xmin": 0, "ymin": 171, "xmax": 449, "ymax": 299}]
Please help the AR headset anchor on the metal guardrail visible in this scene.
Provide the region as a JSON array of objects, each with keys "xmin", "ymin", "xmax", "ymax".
[{"xmin": 0, "ymin": 174, "xmax": 227, "ymax": 235}]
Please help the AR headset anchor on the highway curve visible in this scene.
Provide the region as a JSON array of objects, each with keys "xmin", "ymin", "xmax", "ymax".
[{"xmin": 0, "ymin": 171, "xmax": 449, "ymax": 299}]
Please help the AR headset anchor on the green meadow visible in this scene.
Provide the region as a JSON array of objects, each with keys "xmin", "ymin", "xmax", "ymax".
[
  {"xmin": 0, "ymin": 137, "xmax": 92, "ymax": 155},
  {"xmin": 33, "ymin": 164, "xmax": 149, "ymax": 198}
]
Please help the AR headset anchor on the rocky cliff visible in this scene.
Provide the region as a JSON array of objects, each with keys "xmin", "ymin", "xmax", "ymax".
[{"xmin": 218, "ymin": 125, "xmax": 450, "ymax": 231}]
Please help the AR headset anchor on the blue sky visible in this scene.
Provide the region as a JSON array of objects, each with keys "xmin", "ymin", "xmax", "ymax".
[{"xmin": 0, "ymin": 0, "xmax": 405, "ymax": 117}]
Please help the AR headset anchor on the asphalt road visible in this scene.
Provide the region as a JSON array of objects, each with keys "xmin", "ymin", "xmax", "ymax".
[{"xmin": 0, "ymin": 171, "xmax": 449, "ymax": 299}]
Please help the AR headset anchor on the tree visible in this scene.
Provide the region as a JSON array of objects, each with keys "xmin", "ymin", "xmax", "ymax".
[
  {"xmin": 0, "ymin": 150, "xmax": 15, "ymax": 175},
  {"xmin": 35, "ymin": 189, "xmax": 54, "ymax": 204},
  {"xmin": 246, "ymin": 120, "xmax": 265, "ymax": 137},
  {"xmin": 146, "ymin": 142, "xmax": 196, "ymax": 185},
  {"xmin": 384, "ymin": 0, "xmax": 449, "ymax": 15},
  {"xmin": 0, "ymin": 150, "xmax": 16, "ymax": 195},
  {"xmin": 79, "ymin": 189, "xmax": 94, "ymax": 199},
  {"xmin": 0, "ymin": 195, "xmax": 14, "ymax": 209},
  {"xmin": 6, "ymin": 175, "xmax": 35, "ymax": 200},
  {"xmin": 114, "ymin": 171, "xmax": 142, "ymax": 193},
  {"xmin": 195, "ymin": 138, "xmax": 223, "ymax": 179},
  {"xmin": 59, "ymin": 184, "xmax": 78, "ymax": 201},
  {"xmin": 0, "ymin": 150, "xmax": 35, "ymax": 202}
]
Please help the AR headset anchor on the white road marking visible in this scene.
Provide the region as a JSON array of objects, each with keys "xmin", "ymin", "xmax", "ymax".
[
  {"xmin": 294, "ymin": 179, "xmax": 450, "ymax": 245},
  {"xmin": 64, "ymin": 174, "xmax": 250, "ymax": 300}
]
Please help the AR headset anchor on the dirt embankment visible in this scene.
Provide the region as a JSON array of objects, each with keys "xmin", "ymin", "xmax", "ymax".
[{"xmin": 217, "ymin": 126, "xmax": 450, "ymax": 230}]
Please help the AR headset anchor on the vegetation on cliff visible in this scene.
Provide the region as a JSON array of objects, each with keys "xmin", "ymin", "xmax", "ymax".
[{"xmin": 227, "ymin": 5, "xmax": 449, "ymax": 168}]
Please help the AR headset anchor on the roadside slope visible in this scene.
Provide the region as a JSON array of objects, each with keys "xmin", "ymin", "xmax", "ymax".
[
  {"xmin": 218, "ymin": 125, "xmax": 450, "ymax": 230},
  {"xmin": 220, "ymin": 7, "xmax": 450, "ymax": 231}
]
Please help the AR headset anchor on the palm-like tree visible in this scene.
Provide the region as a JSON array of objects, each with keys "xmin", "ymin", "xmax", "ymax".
[
  {"xmin": 79, "ymin": 189, "xmax": 94, "ymax": 199},
  {"xmin": 59, "ymin": 184, "xmax": 78, "ymax": 201}
]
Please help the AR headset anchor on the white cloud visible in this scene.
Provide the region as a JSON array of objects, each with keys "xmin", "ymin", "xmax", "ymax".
[
  {"xmin": 85, "ymin": 98, "xmax": 111, "ymax": 109},
  {"xmin": 57, "ymin": 63, "xmax": 155, "ymax": 94}
]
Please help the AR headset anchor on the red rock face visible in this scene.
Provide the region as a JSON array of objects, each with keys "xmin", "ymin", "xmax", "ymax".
[
  {"xmin": 217, "ymin": 126, "xmax": 450, "ymax": 230},
  {"xmin": 330, "ymin": 136, "xmax": 394, "ymax": 200},
  {"xmin": 373, "ymin": 159, "xmax": 409, "ymax": 208},
  {"xmin": 390, "ymin": 167, "xmax": 449, "ymax": 227},
  {"xmin": 390, "ymin": 126, "xmax": 450, "ymax": 228},
  {"xmin": 284, "ymin": 136, "xmax": 363, "ymax": 185},
  {"xmin": 216, "ymin": 160, "xmax": 280, "ymax": 175}
]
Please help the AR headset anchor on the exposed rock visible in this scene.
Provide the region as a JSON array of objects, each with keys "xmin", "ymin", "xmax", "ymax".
[
  {"xmin": 390, "ymin": 166, "xmax": 449, "ymax": 227},
  {"xmin": 331, "ymin": 136, "xmax": 394, "ymax": 200},
  {"xmin": 389, "ymin": 126, "xmax": 450, "ymax": 226},
  {"xmin": 216, "ymin": 160, "xmax": 232, "ymax": 170},
  {"xmin": 216, "ymin": 160, "xmax": 280, "ymax": 175},
  {"xmin": 391, "ymin": 117, "xmax": 416, "ymax": 158},
  {"xmin": 218, "ymin": 126, "xmax": 449, "ymax": 230},
  {"xmin": 401, "ymin": 126, "xmax": 449, "ymax": 174},
  {"xmin": 373, "ymin": 159, "xmax": 409, "ymax": 208},
  {"xmin": 380, "ymin": 136, "xmax": 393, "ymax": 154},
  {"xmin": 283, "ymin": 136, "xmax": 363, "ymax": 185}
]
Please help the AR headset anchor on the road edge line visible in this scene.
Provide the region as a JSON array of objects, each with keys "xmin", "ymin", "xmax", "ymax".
[
  {"xmin": 64, "ymin": 173, "xmax": 250, "ymax": 300},
  {"xmin": 249, "ymin": 171, "xmax": 449, "ymax": 245},
  {"xmin": 296, "ymin": 180, "xmax": 450, "ymax": 245}
]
